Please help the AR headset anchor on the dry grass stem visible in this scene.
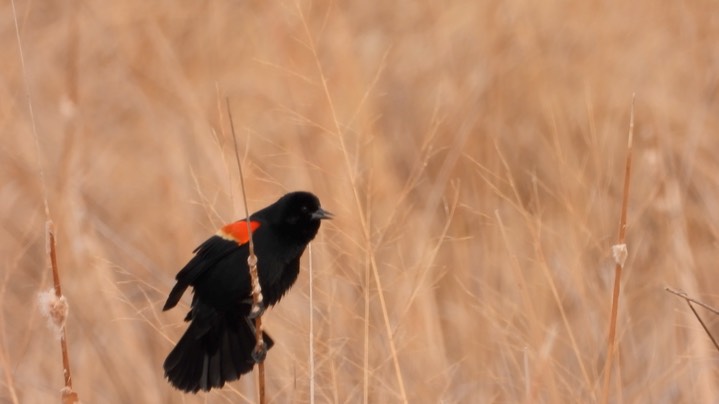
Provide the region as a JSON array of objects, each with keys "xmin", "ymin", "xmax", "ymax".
[
  {"xmin": 12, "ymin": 1, "xmax": 77, "ymax": 400},
  {"xmin": 665, "ymin": 287, "xmax": 719, "ymax": 353},
  {"xmin": 665, "ymin": 287, "xmax": 719, "ymax": 316},
  {"xmin": 600, "ymin": 95, "xmax": 635, "ymax": 404},
  {"xmin": 226, "ymin": 99, "xmax": 266, "ymax": 403},
  {"xmin": 40, "ymin": 221, "xmax": 79, "ymax": 403},
  {"xmin": 308, "ymin": 243, "xmax": 316, "ymax": 404}
]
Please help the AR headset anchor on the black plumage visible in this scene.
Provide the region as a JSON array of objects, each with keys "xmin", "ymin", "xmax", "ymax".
[{"xmin": 162, "ymin": 191, "xmax": 331, "ymax": 393}]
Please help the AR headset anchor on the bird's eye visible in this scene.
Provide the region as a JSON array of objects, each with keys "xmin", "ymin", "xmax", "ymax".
[{"xmin": 301, "ymin": 205, "xmax": 309, "ymax": 213}]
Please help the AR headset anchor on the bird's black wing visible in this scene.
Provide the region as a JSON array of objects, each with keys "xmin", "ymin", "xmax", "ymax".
[{"xmin": 163, "ymin": 235, "xmax": 247, "ymax": 311}]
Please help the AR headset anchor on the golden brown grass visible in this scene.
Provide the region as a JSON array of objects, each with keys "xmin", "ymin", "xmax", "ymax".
[{"xmin": 3, "ymin": 1, "xmax": 719, "ymax": 402}]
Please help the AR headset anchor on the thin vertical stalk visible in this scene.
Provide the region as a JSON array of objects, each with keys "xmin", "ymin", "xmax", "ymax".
[
  {"xmin": 309, "ymin": 243, "xmax": 316, "ymax": 404},
  {"xmin": 600, "ymin": 95, "xmax": 635, "ymax": 404},
  {"xmin": 227, "ymin": 99, "xmax": 266, "ymax": 404}
]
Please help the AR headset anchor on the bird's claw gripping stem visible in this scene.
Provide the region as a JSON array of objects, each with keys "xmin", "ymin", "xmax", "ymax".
[
  {"xmin": 248, "ymin": 301, "xmax": 266, "ymax": 319},
  {"xmin": 252, "ymin": 342, "xmax": 268, "ymax": 363}
]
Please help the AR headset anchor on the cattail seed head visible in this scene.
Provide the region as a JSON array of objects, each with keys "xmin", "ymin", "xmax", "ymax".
[
  {"xmin": 38, "ymin": 288, "xmax": 68, "ymax": 339},
  {"xmin": 612, "ymin": 243, "xmax": 628, "ymax": 267}
]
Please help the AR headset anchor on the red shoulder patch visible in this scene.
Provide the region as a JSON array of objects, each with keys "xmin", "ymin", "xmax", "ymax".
[{"xmin": 217, "ymin": 220, "xmax": 261, "ymax": 245}]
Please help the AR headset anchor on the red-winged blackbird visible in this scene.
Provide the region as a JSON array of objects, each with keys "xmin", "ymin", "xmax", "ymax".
[{"xmin": 162, "ymin": 191, "xmax": 331, "ymax": 393}]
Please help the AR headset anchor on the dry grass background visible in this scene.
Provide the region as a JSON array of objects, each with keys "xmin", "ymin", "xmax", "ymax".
[{"xmin": 2, "ymin": 1, "xmax": 719, "ymax": 403}]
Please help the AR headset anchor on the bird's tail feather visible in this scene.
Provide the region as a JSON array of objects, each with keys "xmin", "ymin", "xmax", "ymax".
[{"xmin": 164, "ymin": 312, "xmax": 273, "ymax": 393}]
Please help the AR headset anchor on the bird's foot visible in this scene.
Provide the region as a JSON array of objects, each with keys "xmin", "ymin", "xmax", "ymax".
[
  {"xmin": 252, "ymin": 342, "xmax": 268, "ymax": 363},
  {"xmin": 248, "ymin": 301, "xmax": 266, "ymax": 319}
]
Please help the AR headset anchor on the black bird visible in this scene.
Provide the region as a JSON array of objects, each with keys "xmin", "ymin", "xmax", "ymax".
[{"xmin": 162, "ymin": 191, "xmax": 331, "ymax": 393}]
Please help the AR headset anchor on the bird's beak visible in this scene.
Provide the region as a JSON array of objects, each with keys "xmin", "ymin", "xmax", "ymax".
[{"xmin": 312, "ymin": 207, "xmax": 333, "ymax": 220}]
